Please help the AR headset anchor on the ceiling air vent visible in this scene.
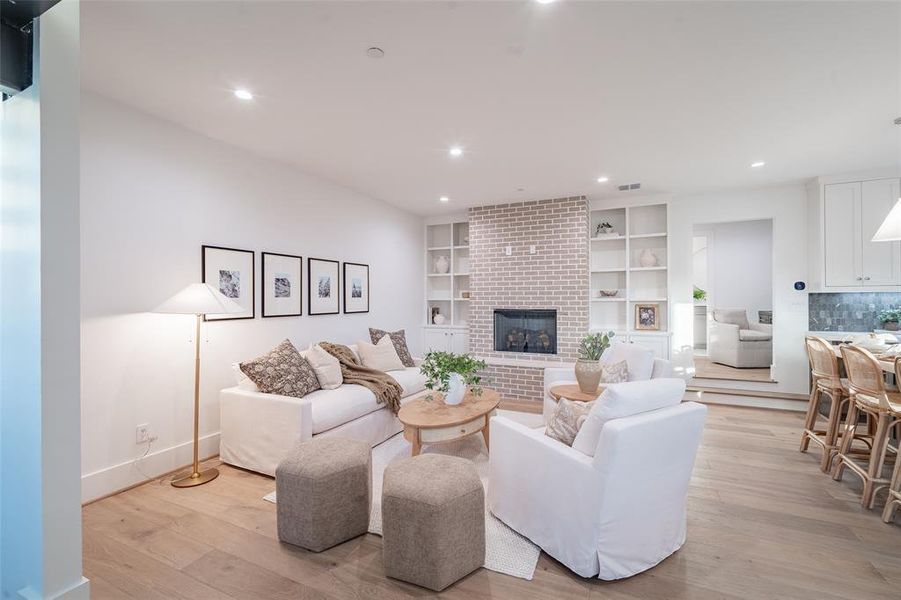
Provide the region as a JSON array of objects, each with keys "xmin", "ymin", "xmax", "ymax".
[{"xmin": 617, "ymin": 182, "xmax": 641, "ymax": 192}]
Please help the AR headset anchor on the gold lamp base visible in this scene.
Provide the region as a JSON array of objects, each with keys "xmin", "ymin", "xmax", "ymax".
[{"xmin": 171, "ymin": 467, "xmax": 219, "ymax": 488}]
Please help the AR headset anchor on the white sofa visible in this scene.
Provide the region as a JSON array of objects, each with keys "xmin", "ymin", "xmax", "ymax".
[
  {"xmin": 488, "ymin": 380, "xmax": 706, "ymax": 580},
  {"xmin": 542, "ymin": 342, "xmax": 674, "ymax": 422},
  {"xmin": 708, "ymin": 308, "xmax": 773, "ymax": 368},
  {"xmin": 220, "ymin": 345, "xmax": 428, "ymax": 476}
]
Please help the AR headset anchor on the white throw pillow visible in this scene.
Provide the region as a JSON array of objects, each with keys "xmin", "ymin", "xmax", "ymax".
[
  {"xmin": 356, "ymin": 335, "xmax": 405, "ymax": 372},
  {"xmin": 601, "ymin": 343, "xmax": 654, "ymax": 381},
  {"xmin": 231, "ymin": 362, "xmax": 260, "ymax": 392},
  {"xmin": 304, "ymin": 344, "xmax": 343, "ymax": 389},
  {"xmin": 571, "ymin": 378, "xmax": 686, "ymax": 456}
]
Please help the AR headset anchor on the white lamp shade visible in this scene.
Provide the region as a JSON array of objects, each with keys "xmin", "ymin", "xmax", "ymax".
[
  {"xmin": 153, "ymin": 283, "xmax": 244, "ymax": 315},
  {"xmin": 872, "ymin": 198, "xmax": 901, "ymax": 242}
]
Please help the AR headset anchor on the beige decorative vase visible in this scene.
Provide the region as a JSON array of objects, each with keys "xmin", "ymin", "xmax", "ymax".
[{"xmin": 574, "ymin": 359, "xmax": 602, "ymax": 394}]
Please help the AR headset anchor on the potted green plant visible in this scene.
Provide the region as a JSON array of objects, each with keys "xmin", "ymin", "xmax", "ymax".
[
  {"xmin": 693, "ymin": 286, "xmax": 707, "ymax": 302},
  {"xmin": 575, "ymin": 331, "xmax": 615, "ymax": 393},
  {"xmin": 419, "ymin": 351, "xmax": 487, "ymax": 405},
  {"xmin": 878, "ymin": 308, "xmax": 901, "ymax": 331}
]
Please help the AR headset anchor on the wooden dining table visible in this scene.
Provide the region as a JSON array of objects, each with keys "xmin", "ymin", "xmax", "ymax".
[{"xmin": 831, "ymin": 344, "xmax": 896, "ymax": 373}]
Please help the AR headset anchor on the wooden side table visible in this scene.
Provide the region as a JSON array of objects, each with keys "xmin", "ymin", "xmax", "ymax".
[{"xmin": 548, "ymin": 383, "xmax": 603, "ymax": 403}]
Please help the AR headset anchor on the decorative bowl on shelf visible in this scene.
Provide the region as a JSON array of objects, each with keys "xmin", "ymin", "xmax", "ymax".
[{"xmin": 599, "ymin": 290, "xmax": 618, "ymax": 297}]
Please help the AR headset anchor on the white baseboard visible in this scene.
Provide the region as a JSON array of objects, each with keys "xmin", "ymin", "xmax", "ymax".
[
  {"xmin": 19, "ymin": 578, "xmax": 89, "ymax": 600},
  {"xmin": 81, "ymin": 433, "xmax": 220, "ymax": 503}
]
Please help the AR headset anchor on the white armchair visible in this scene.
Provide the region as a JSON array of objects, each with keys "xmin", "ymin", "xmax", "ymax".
[
  {"xmin": 542, "ymin": 342, "xmax": 673, "ymax": 422},
  {"xmin": 708, "ymin": 308, "xmax": 772, "ymax": 368},
  {"xmin": 487, "ymin": 400, "xmax": 707, "ymax": 580}
]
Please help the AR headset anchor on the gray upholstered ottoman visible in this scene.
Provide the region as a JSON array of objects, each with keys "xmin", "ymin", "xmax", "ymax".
[
  {"xmin": 275, "ymin": 437, "xmax": 371, "ymax": 552},
  {"xmin": 382, "ymin": 454, "xmax": 485, "ymax": 591}
]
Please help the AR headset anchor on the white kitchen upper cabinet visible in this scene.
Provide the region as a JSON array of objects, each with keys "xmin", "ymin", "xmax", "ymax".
[
  {"xmin": 814, "ymin": 176, "xmax": 901, "ymax": 291},
  {"xmin": 860, "ymin": 178, "xmax": 901, "ymax": 286},
  {"xmin": 823, "ymin": 182, "xmax": 860, "ymax": 287}
]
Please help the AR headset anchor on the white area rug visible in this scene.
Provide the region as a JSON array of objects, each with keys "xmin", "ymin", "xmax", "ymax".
[{"xmin": 263, "ymin": 410, "xmax": 544, "ymax": 580}]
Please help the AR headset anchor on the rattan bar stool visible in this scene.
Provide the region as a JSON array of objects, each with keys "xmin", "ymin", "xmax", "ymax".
[
  {"xmin": 881, "ymin": 358, "xmax": 901, "ymax": 524},
  {"xmin": 801, "ymin": 336, "xmax": 851, "ymax": 472},
  {"xmin": 832, "ymin": 346, "xmax": 901, "ymax": 509}
]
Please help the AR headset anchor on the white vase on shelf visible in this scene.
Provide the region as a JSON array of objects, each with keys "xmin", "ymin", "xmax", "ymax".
[
  {"xmin": 639, "ymin": 249, "xmax": 659, "ymax": 267},
  {"xmin": 433, "ymin": 313, "xmax": 446, "ymax": 325},
  {"xmin": 435, "ymin": 255, "xmax": 450, "ymax": 274}
]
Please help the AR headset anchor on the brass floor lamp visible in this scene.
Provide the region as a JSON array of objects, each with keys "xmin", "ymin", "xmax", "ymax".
[{"xmin": 154, "ymin": 283, "xmax": 243, "ymax": 487}]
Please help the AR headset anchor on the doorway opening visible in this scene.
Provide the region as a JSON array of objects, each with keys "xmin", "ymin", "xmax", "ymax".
[{"xmin": 691, "ymin": 219, "xmax": 775, "ymax": 384}]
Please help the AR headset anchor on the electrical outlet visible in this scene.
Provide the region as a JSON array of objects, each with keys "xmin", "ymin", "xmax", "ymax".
[{"xmin": 136, "ymin": 423, "xmax": 157, "ymax": 444}]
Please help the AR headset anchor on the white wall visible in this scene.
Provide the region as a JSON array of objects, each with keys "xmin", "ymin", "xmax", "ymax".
[
  {"xmin": 670, "ymin": 185, "xmax": 809, "ymax": 395},
  {"xmin": 2, "ymin": 1, "xmax": 88, "ymax": 597},
  {"xmin": 80, "ymin": 92, "xmax": 424, "ymax": 501},
  {"xmin": 695, "ymin": 219, "xmax": 773, "ymax": 323}
]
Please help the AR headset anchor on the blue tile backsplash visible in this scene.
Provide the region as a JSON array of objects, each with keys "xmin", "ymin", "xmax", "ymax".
[{"xmin": 809, "ymin": 292, "xmax": 901, "ymax": 332}]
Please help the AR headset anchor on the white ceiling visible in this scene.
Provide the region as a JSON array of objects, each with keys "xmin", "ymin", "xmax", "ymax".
[{"xmin": 81, "ymin": 1, "xmax": 901, "ymax": 216}]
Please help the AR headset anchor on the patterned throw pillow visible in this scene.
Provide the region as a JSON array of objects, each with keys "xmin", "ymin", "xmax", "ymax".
[
  {"xmin": 239, "ymin": 339, "xmax": 321, "ymax": 398},
  {"xmin": 545, "ymin": 398, "xmax": 594, "ymax": 447},
  {"xmin": 369, "ymin": 328, "xmax": 415, "ymax": 368},
  {"xmin": 601, "ymin": 360, "xmax": 629, "ymax": 383}
]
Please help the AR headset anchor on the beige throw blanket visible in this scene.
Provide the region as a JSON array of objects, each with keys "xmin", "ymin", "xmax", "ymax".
[{"xmin": 320, "ymin": 342, "xmax": 403, "ymax": 414}]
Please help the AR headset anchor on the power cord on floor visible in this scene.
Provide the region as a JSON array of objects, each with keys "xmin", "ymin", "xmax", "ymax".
[{"xmin": 133, "ymin": 438, "xmax": 156, "ymax": 483}]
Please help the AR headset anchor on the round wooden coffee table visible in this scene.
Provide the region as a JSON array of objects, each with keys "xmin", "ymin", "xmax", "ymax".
[
  {"xmin": 548, "ymin": 383, "xmax": 604, "ymax": 403},
  {"xmin": 398, "ymin": 388, "xmax": 501, "ymax": 456}
]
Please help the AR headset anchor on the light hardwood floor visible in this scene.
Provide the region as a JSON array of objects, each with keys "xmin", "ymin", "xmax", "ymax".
[{"xmin": 84, "ymin": 405, "xmax": 901, "ymax": 600}]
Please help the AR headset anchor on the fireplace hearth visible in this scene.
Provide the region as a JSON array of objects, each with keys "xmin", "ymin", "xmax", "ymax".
[{"xmin": 494, "ymin": 309, "xmax": 557, "ymax": 354}]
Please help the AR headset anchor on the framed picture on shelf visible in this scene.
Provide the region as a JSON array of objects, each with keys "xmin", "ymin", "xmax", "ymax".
[
  {"xmin": 308, "ymin": 257, "xmax": 340, "ymax": 315},
  {"xmin": 343, "ymin": 262, "xmax": 369, "ymax": 314},
  {"xmin": 262, "ymin": 252, "xmax": 302, "ymax": 318},
  {"xmin": 202, "ymin": 245, "xmax": 255, "ymax": 321},
  {"xmin": 634, "ymin": 303, "xmax": 660, "ymax": 331}
]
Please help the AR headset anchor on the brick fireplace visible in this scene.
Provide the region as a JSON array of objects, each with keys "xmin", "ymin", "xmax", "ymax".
[{"xmin": 468, "ymin": 196, "xmax": 589, "ymax": 404}]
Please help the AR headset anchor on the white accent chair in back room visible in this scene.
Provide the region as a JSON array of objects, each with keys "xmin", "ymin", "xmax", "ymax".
[
  {"xmin": 488, "ymin": 378, "xmax": 706, "ymax": 580},
  {"xmin": 542, "ymin": 342, "xmax": 673, "ymax": 422},
  {"xmin": 707, "ymin": 308, "xmax": 772, "ymax": 369}
]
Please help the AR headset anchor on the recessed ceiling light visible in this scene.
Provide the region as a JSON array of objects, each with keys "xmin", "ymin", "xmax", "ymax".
[
  {"xmin": 439, "ymin": 196, "xmax": 450, "ymax": 203},
  {"xmin": 535, "ymin": 0, "xmax": 556, "ymax": 4},
  {"xmin": 449, "ymin": 146, "xmax": 463, "ymax": 157},
  {"xmin": 596, "ymin": 176, "xmax": 610, "ymax": 183},
  {"xmin": 366, "ymin": 47, "xmax": 385, "ymax": 59},
  {"xmin": 750, "ymin": 161, "xmax": 766, "ymax": 168},
  {"xmin": 233, "ymin": 89, "xmax": 253, "ymax": 100}
]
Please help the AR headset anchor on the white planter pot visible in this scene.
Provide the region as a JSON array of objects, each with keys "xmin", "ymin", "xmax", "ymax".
[{"xmin": 444, "ymin": 373, "xmax": 465, "ymax": 405}]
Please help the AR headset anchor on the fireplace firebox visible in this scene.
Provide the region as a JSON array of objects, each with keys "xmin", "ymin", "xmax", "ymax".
[{"xmin": 493, "ymin": 309, "xmax": 557, "ymax": 354}]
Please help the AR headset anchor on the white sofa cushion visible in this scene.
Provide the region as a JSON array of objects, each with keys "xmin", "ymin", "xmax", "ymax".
[
  {"xmin": 571, "ymin": 378, "xmax": 686, "ymax": 456},
  {"xmin": 357, "ymin": 336, "xmax": 405, "ymax": 372},
  {"xmin": 303, "ymin": 344, "xmax": 343, "ymax": 390},
  {"xmin": 307, "ymin": 384, "xmax": 381, "ymax": 434},
  {"xmin": 387, "ymin": 367, "xmax": 427, "ymax": 397},
  {"xmin": 739, "ymin": 329, "xmax": 771, "ymax": 342},
  {"xmin": 601, "ymin": 343, "xmax": 654, "ymax": 382}
]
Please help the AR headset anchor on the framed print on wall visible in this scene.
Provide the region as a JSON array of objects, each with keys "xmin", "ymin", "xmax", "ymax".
[
  {"xmin": 202, "ymin": 245, "xmax": 255, "ymax": 321},
  {"xmin": 634, "ymin": 303, "xmax": 660, "ymax": 331},
  {"xmin": 262, "ymin": 252, "xmax": 302, "ymax": 318},
  {"xmin": 343, "ymin": 262, "xmax": 370, "ymax": 314},
  {"xmin": 308, "ymin": 257, "xmax": 340, "ymax": 315}
]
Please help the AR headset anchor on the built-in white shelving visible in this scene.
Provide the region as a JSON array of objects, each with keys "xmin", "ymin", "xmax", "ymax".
[
  {"xmin": 425, "ymin": 220, "xmax": 470, "ymax": 328},
  {"xmin": 589, "ymin": 201, "xmax": 671, "ymax": 358}
]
